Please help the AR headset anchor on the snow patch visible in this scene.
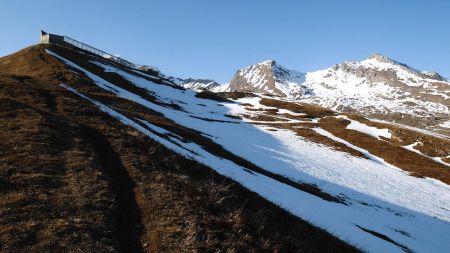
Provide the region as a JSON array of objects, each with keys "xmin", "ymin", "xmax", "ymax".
[
  {"xmin": 338, "ymin": 115, "xmax": 391, "ymax": 139},
  {"xmin": 440, "ymin": 121, "xmax": 450, "ymax": 129}
]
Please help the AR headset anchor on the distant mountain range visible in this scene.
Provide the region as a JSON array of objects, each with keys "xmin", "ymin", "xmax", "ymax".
[
  {"xmin": 176, "ymin": 54, "xmax": 450, "ymax": 135},
  {"xmin": 169, "ymin": 77, "xmax": 222, "ymax": 91}
]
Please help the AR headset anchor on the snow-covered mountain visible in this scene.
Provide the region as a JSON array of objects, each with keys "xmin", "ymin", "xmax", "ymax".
[
  {"xmin": 228, "ymin": 60, "xmax": 310, "ymax": 97},
  {"xmin": 169, "ymin": 77, "xmax": 221, "ymax": 90},
  {"xmin": 225, "ymin": 55, "xmax": 450, "ymax": 134}
]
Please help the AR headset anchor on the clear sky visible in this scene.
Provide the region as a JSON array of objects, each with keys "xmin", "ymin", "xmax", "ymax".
[{"xmin": 1, "ymin": 0, "xmax": 449, "ymax": 83}]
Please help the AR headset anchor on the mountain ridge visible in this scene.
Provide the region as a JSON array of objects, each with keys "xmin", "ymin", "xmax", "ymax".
[
  {"xmin": 169, "ymin": 76, "xmax": 222, "ymax": 90},
  {"xmin": 206, "ymin": 54, "xmax": 450, "ymax": 135}
]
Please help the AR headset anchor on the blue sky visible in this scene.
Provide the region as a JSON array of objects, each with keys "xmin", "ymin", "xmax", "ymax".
[{"xmin": 1, "ymin": 0, "xmax": 449, "ymax": 83}]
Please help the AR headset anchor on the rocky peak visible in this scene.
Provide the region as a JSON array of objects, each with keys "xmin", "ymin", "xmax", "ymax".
[
  {"xmin": 228, "ymin": 60, "xmax": 307, "ymax": 98},
  {"xmin": 260, "ymin": 59, "xmax": 276, "ymax": 67},
  {"xmin": 364, "ymin": 54, "xmax": 447, "ymax": 82},
  {"xmin": 365, "ymin": 53, "xmax": 416, "ymax": 71},
  {"xmin": 367, "ymin": 53, "xmax": 395, "ymax": 63},
  {"xmin": 239, "ymin": 59, "xmax": 276, "ymax": 74}
]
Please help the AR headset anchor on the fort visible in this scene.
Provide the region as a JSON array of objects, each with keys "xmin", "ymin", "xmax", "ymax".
[{"xmin": 40, "ymin": 30, "xmax": 157, "ymax": 73}]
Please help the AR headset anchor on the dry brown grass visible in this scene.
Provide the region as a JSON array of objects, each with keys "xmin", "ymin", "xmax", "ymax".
[
  {"xmin": 342, "ymin": 113, "xmax": 450, "ymax": 158},
  {"xmin": 290, "ymin": 127, "xmax": 367, "ymax": 158},
  {"xmin": 216, "ymin": 91, "xmax": 257, "ymax": 100},
  {"xmin": 195, "ymin": 90, "xmax": 232, "ymax": 102},
  {"xmin": 0, "ymin": 82, "xmax": 123, "ymax": 252},
  {"xmin": 259, "ymin": 98, "xmax": 335, "ymax": 118},
  {"xmin": 246, "ymin": 114, "xmax": 290, "ymax": 122},
  {"xmin": 319, "ymin": 116, "xmax": 450, "ymax": 184}
]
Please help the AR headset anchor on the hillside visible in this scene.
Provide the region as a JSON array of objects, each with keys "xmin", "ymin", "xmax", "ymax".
[
  {"xmin": 1, "ymin": 42, "xmax": 450, "ymax": 253},
  {"xmin": 0, "ymin": 44, "xmax": 359, "ymax": 253}
]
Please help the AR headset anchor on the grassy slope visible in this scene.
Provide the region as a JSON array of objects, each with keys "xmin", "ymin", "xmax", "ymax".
[{"xmin": 0, "ymin": 45, "xmax": 360, "ymax": 252}]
